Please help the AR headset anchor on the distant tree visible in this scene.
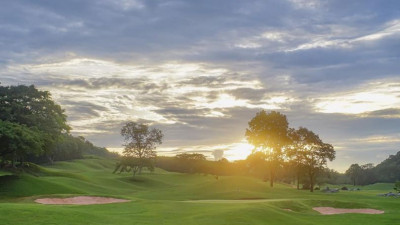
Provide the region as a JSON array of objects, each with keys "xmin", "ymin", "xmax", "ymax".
[
  {"xmin": 246, "ymin": 151, "xmax": 268, "ymax": 180},
  {"xmin": 291, "ymin": 127, "xmax": 335, "ymax": 192},
  {"xmin": 176, "ymin": 153, "xmax": 206, "ymax": 161},
  {"xmin": 117, "ymin": 122, "xmax": 163, "ymax": 175},
  {"xmin": 113, "ymin": 156, "xmax": 155, "ymax": 175},
  {"xmin": 345, "ymin": 164, "xmax": 362, "ymax": 186},
  {"xmin": 212, "ymin": 150, "xmax": 224, "ymax": 161},
  {"xmin": 359, "ymin": 163, "xmax": 377, "ymax": 185},
  {"xmin": 0, "ymin": 85, "xmax": 70, "ymax": 163},
  {"xmin": 394, "ymin": 181, "xmax": 400, "ymax": 193},
  {"xmin": 176, "ymin": 153, "xmax": 207, "ymax": 173},
  {"xmin": 245, "ymin": 110, "xmax": 291, "ymax": 187},
  {"xmin": 0, "ymin": 120, "xmax": 44, "ymax": 167},
  {"xmin": 287, "ymin": 128, "xmax": 306, "ymax": 190},
  {"xmin": 374, "ymin": 152, "xmax": 400, "ymax": 182}
]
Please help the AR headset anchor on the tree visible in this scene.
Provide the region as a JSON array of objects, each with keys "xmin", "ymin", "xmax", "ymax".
[
  {"xmin": 175, "ymin": 153, "xmax": 207, "ymax": 173},
  {"xmin": 118, "ymin": 122, "xmax": 163, "ymax": 175},
  {"xmin": 245, "ymin": 110, "xmax": 291, "ymax": 187},
  {"xmin": 394, "ymin": 181, "xmax": 400, "ymax": 193},
  {"xmin": 246, "ymin": 151, "xmax": 269, "ymax": 180},
  {"xmin": 0, "ymin": 120, "xmax": 44, "ymax": 167},
  {"xmin": 345, "ymin": 164, "xmax": 362, "ymax": 186},
  {"xmin": 0, "ymin": 85, "xmax": 70, "ymax": 163},
  {"xmin": 293, "ymin": 127, "xmax": 335, "ymax": 192},
  {"xmin": 286, "ymin": 128, "xmax": 306, "ymax": 190}
]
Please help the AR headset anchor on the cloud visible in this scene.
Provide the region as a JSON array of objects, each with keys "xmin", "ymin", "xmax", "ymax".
[
  {"xmin": 1, "ymin": 0, "xmax": 400, "ymax": 172},
  {"xmin": 314, "ymin": 79, "xmax": 400, "ymax": 114}
]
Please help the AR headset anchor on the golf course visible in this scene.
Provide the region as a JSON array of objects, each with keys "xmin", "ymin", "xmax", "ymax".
[{"xmin": 0, "ymin": 156, "xmax": 397, "ymax": 225}]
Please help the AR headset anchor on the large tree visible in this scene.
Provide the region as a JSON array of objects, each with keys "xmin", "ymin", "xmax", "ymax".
[
  {"xmin": 117, "ymin": 122, "xmax": 163, "ymax": 175},
  {"xmin": 245, "ymin": 110, "xmax": 291, "ymax": 187},
  {"xmin": 0, "ymin": 85, "xmax": 70, "ymax": 163},
  {"xmin": 293, "ymin": 127, "xmax": 335, "ymax": 192},
  {"xmin": 286, "ymin": 128, "xmax": 306, "ymax": 190},
  {"xmin": 345, "ymin": 163, "xmax": 362, "ymax": 186},
  {"xmin": 0, "ymin": 120, "xmax": 44, "ymax": 167}
]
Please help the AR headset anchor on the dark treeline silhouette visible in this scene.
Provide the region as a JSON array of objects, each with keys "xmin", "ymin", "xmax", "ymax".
[
  {"xmin": 156, "ymin": 153, "xmax": 344, "ymax": 188},
  {"xmin": 345, "ymin": 151, "xmax": 400, "ymax": 185},
  {"xmin": 0, "ymin": 84, "xmax": 116, "ymax": 169},
  {"xmin": 27, "ymin": 134, "xmax": 118, "ymax": 164},
  {"xmin": 156, "ymin": 151, "xmax": 400, "ymax": 188},
  {"xmin": 156, "ymin": 155, "xmax": 247, "ymax": 176}
]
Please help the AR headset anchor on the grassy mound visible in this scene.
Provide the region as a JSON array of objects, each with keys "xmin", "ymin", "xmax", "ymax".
[{"xmin": 0, "ymin": 157, "xmax": 397, "ymax": 225}]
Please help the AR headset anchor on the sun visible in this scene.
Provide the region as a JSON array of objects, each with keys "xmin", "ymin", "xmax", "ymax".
[{"xmin": 224, "ymin": 141, "xmax": 254, "ymax": 161}]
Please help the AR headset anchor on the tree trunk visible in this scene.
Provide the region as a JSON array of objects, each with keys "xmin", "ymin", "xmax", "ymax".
[
  {"xmin": 270, "ymin": 170, "xmax": 274, "ymax": 187},
  {"xmin": 47, "ymin": 155, "xmax": 54, "ymax": 165},
  {"xmin": 296, "ymin": 171, "xmax": 300, "ymax": 190},
  {"xmin": 138, "ymin": 166, "xmax": 143, "ymax": 175},
  {"xmin": 11, "ymin": 151, "xmax": 17, "ymax": 168},
  {"xmin": 20, "ymin": 157, "xmax": 24, "ymax": 168},
  {"xmin": 309, "ymin": 171, "xmax": 314, "ymax": 192}
]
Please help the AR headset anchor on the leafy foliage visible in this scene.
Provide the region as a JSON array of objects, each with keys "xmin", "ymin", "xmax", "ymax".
[
  {"xmin": 394, "ymin": 181, "xmax": 400, "ymax": 193},
  {"xmin": 121, "ymin": 122, "xmax": 163, "ymax": 158},
  {"xmin": 116, "ymin": 122, "xmax": 163, "ymax": 175},
  {"xmin": 0, "ymin": 85, "xmax": 70, "ymax": 151},
  {"xmin": 345, "ymin": 164, "xmax": 362, "ymax": 186},
  {"xmin": 0, "ymin": 120, "xmax": 44, "ymax": 166},
  {"xmin": 0, "ymin": 84, "xmax": 115, "ymax": 168},
  {"xmin": 291, "ymin": 127, "xmax": 335, "ymax": 192},
  {"xmin": 245, "ymin": 110, "xmax": 291, "ymax": 187}
]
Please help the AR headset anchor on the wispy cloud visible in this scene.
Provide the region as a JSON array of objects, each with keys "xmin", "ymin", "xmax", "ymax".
[
  {"xmin": 314, "ymin": 79, "xmax": 400, "ymax": 114},
  {"xmin": 1, "ymin": 0, "xmax": 399, "ymax": 172}
]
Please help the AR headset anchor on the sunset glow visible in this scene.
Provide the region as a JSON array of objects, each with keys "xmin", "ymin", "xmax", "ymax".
[
  {"xmin": 1, "ymin": 0, "xmax": 400, "ymax": 172},
  {"xmin": 224, "ymin": 141, "xmax": 254, "ymax": 161}
]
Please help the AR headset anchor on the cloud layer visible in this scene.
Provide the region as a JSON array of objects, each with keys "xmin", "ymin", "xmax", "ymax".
[{"xmin": 1, "ymin": 0, "xmax": 399, "ymax": 171}]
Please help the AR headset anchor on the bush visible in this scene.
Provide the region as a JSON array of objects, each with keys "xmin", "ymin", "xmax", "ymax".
[
  {"xmin": 394, "ymin": 181, "xmax": 400, "ymax": 193},
  {"xmin": 341, "ymin": 186, "xmax": 348, "ymax": 190}
]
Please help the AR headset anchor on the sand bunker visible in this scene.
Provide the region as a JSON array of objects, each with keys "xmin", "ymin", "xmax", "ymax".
[
  {"xmin": 313, "ymin": 207, "xmax": 384, "ymax": 215},
  {"xmin": 283, "ymin": 208, "xmax": 294, "ymax": 212},
  {"xmin": 35, "ymin": 196, "xmax": 130, "ymax": 205},
  {"xmin": 184, "ymin": 199, "xmax": 289, "ymax": 203}
]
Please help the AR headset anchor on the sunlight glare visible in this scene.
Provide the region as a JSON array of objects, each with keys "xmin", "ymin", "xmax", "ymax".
[{"xmin": 224, "ymin": 141, "xmax": 254, "ymax": 161}]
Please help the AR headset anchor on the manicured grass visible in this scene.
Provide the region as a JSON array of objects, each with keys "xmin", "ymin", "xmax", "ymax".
[
  {"xmin": 0, "ymin": 170, "xmax": 12, "ymax": 176},
  {"xmin": 0, "ymin": 157, "xmax": 398, "ymax": 225}
]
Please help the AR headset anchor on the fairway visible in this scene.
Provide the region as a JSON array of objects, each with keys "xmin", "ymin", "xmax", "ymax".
[{"xmin": 0, "ymin": 157, "xmax": 397, "ymax": 225}]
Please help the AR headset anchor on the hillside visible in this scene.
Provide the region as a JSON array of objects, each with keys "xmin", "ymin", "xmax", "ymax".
[{"xmin": 0, "ymin": 157, "xmax": 398, "ymax": 225}]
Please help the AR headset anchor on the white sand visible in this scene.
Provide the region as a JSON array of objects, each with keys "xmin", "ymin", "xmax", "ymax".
[
  {"xmin": 35, "ymin": 196, "xmax": 130, "ymax": 205},
  {"xmin": 313, "ymin": 207, "xmax": 384, "ymax": 215}
]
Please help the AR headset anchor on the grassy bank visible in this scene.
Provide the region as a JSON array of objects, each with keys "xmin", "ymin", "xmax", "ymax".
[{"xmin": 0, "ymin": 157, "xmax": 398, "ymax": 225}]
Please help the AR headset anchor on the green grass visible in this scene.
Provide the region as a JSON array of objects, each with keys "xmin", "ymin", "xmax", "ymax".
[
  {"xmin": 0, "ymin": 170, "xmax": 12, "ymax": 176},
  {"xmin": 0, "ymin": 157, "xmax": 398, "ymax": 225}
]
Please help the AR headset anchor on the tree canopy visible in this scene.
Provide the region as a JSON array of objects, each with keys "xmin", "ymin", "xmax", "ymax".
[
  {"xmin": 0, "ymin": 84, "xmax": 70, "ymax": 166},
  {"xmin": 345, "ymin": 164, "xmax": 362, "ymax": 186},
  {"xmin": 0, "ymin": 85, "xmax": 70, "ymax": 160},
  {"xmin": 245, "ymin": 110, "xmax": 291, "ymax": 187},
  {"xmin": 115, "ymin": 122, "xmax": 163, "ymax": 175},
  {"xmin": 290, "ymin": 127, "xmax": 335, "ymax": 192},
  {"xmin": 0, "ymin": 120, "xmax": 43, "ymax": 166}
]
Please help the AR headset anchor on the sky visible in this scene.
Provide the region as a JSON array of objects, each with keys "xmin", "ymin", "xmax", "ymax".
[{"xmin": 0, "ymin": 0, "xmax": 399, "ymax": 172}]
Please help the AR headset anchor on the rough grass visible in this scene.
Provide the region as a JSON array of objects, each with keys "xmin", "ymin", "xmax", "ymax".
[{"xmin": 0, "ymin": 157, "xmax": 398, "ymax": 225}]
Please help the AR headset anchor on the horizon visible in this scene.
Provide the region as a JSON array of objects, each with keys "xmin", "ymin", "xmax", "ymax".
[{"xmin": 1, "ymin": 0, "xmax": 400, "ymax": 173}]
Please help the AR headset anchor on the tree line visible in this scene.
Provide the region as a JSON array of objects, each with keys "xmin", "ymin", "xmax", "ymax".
[
  {"xmin": 0, "ymin": 84, "xmax": 115, "ymax": 169},
  {"xmin": 115, "ymin": 111, "xmax": 400, "ymax": 190},
  {"xmin": 115, "ymin": 111, "xmax": 336, "ymax": 192},
  {"xmin": 346, "ymin": 151, "xmax": 400, "ymax": 185}
]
